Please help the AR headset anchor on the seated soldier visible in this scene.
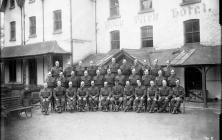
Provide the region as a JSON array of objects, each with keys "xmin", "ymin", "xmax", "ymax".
[
  {"xmin": 81, "ymin": 70, "xmax": 91, "ymax": 88},
  {"xmin": 104, "ymin": 68, "xmax": 115, "ymax": 87},
  {"xmin": 142, "ymin": 69, "xmax": 155, "ymax": 89},
  {"xmin": 129, "ymin": 68, "xmax": 141, "ymax": 89},
  {"xmin": 39, "ymin": 83, "xmax": 52, "ymax": 115},
  {"xmin": 123, "ymin": 81, "xmax": 134, "ymax": 112},
  {"xmin": 110, "ymin": 80, "xmax": 124, "ymax": 112},
  {"xmin": 155, "ymin": 70, "xmax": 166, "ymax": 87},
  {"xmin": 100, "ymin": 82, "xmax": 112, "ymax": 112},
  {"xmin": 53, "ymin": 81, "xmax": 66, "ymax": 113},
  {"xmin": 133, "ymin": 80, "xmax": 146, "ymax": 113},
  {"xmin": 57, "ymin": 72, "xmax": 68, "ymax": 88},
  {"xmin": 88, "ymin": 81, "xmax": 100, "ymax": 111},
  {"xmin": 77, "ymin": 81, "xmax": 88, "ymax": 112},
  {"xmin": 93, "ymin": 69, "xmax": 104, "ymax": 91},
  {"xmin": 115, "ymin": 69, "xmax": 126, "ymax": 87},
  {"xmin": 45, "ymin": 72, "xmax": 56, "ymax": 111},
  {"xmin": 170, "ymin": 79, "xmax": 185, "ymax": 114},
  {"xmin": 147, "ymin": 81, "xmax": 159, "ymax": 113},
  {"xmin": 66, "ymin": 81, "xmax": 77, "ymax": 112},
  {"xmin": 157, "ymin": 80, "xmax": 172, "ymax": 113}
]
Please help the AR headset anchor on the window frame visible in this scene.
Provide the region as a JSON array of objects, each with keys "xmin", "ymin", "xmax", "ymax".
[
  {"xmin": 9, "ymin": 60, "xmax": 16, "ymax": 82},
  {"xmin": 10, "ymin": 0, "xmax": 15, "ymax": 9},
  {"xmin": 184, "ymin": 19, "xmax": 200, "ymax": 44},
  {"xmin": 10, "ymin": 21, "xmax": 16, "ymax": 41},
  {"xmin": 29, "ymin": 16, "xmax": 36, "ymax": 37},
  {"xmin": 141, "ymin": 26, "xmax": 153, "ymax": 48},
  {"xmin": 109, "ymin": 0, "xmax": 120, "ymax": 18},
  {"xmin": 181, "ymin": 0, "xmax": 201, "ymax": 6},
  {"xmin": 29, "ymin": 0, "xmax": 35, "ymax": 4},
  {"xmin": 110, "ymin": 30, "xmax": 120, "ymax": 50},
  {"xmin": 53, "ymin": 10, "xmax": 62, "ymax": 33},
  {"xmin": 140, "ymin": 0, "xmax": 153, "ymax": 13}
]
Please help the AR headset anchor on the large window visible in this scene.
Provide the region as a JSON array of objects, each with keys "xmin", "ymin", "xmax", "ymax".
[
  {"xmin": 184, "ymin": 19, "xmax": 200, "ymax": 43},
  {"xmin": 29, "ymin": 16, "xmax": 36, "ymax": 37},
  {"xmin": 140, "ymin": 0, "xmax": 152, "ymax": 11},
  {"xmin": 10, "ymin": 21, "xmax": 16, "ymax": 41},
  {"xmin": 182, "ymin": 0, "xmax": 201, "ymax": 5},
  {"xmin": 9, "ymin": 60, "xmax": 16, "ymax": 82},
  {"xmin": 110, "ymin": 0, "xmax": 119, "ymax": 17},
  {"xmin": 10, "ymin": 0, "xmax": 15, "ymax": 9},
  {"xmin": 53, "ymin": 10, "xmax": 62, "ymax": 33},
  {"xmin": 141, "ymin": 26, "xmax": 153, "ymax": 47},
  {"xmin": 110, "ymin": 30, "xmax": 120, "ymax": 49}
]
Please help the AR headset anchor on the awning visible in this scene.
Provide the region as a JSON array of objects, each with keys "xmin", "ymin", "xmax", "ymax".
[{"xmin": 0, "ymin": 41, "xmax": 71, "ymax": 59}]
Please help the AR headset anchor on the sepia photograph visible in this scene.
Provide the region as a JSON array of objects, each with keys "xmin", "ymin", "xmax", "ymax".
[{"xmin": 0, "ymin": 0, "xmax": 221, "ymax": 140}]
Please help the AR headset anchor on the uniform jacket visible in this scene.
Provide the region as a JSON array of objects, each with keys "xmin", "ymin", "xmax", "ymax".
[{"xmin": 135, "ymin": 86, "xmax": 146, "ymax": 97}]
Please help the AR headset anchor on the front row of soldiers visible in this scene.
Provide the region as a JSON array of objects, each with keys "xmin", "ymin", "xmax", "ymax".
[{"xmin": 40, "ymin": 76, "xmax": 184, "ymax": 115}]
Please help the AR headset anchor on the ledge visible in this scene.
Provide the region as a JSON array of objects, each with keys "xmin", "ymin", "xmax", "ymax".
[
  {"xmin": 9, "ymin": 38, "xmax": 16, "ymax": 42},
  {"xmin": 180, "ymin": 0, "xmax": 201, "ymax": 6},
  {"xmin": 107, "ymin": 15, "xmax": 121, "ymax": 20},
  {"xmin": 138, "ymin": 9, "xmax": 154, "ymax": 14},
  {"xmin": 53, "ymin": 30, "xmax": 62, "ymax": 35},
  {"xmin": 29, "ymin": 34, "xmax": 37, "ymax": 38}
]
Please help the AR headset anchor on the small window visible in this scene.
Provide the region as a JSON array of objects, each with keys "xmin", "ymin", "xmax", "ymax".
[
  {"xmin": 181, "ymin": 0, "xmax": 201, "ymax": 5},
  {"xmin": 184, "ymin": 19, "xmax": 200, "ymax": 43},
  {"xmin": 140, "ymin": 0, "xmax": 152, "ymax": 11},
  {"xmin": 110, "ymin": 30, "xmax": 120, "ymax": 49},
  {"xmin": 141, "ymin": 26, "xmax": 153, "ymax": 47},
  {"xmin": 9, "ymin": 60, "xmax": 16, "ymax": 82},
  {"xmin": 10, "ymin": 0, "xmax": 15, "ymax": 9},
  {"xmin": 110, "ymin": 0, "xmax": 119, "ymax": 17},
  {"xmin": 10, "ymin": 21, "xmax": 16, "ymax": 41},
  {"xmin": 29, "ymin": 16, "xmax": 36, "ymax": 37},
  {"xmin": 29, "ymin": 0, "xmax": 35, "ymax": 3},
  {"xmin": 53, "ymin": 10, "xmax": 62, "ymax": 33}
]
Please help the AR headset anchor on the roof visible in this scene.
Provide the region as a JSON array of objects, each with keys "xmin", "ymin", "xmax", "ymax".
[{"xmin": 0, "ymin": 41, "xmax": 70, "ymax": 59}]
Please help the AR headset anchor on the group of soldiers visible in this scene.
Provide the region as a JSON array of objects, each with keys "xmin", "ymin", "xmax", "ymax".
[{"xmin": 39, "ymin": 58, "xmax": 185, "ymax": 115}]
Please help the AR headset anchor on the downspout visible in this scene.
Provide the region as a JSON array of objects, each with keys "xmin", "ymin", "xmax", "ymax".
[
  {"xmin": 69, "ymin": 0, "xmax": 73, "ymax": 66},
  {"xmin": 20, "ymin": 7, "xmax": 23, "ymax": 45},
  {"xmin": 42, "ymin": 0, "xmax": 45, "ymax": 42},
  {"xmin": 94, "ymin": 0, "xmax": 97, "ymax": 54},
  {"xmin": 23, "ymin": 4, "xmax": 25, "ymax": 45}
]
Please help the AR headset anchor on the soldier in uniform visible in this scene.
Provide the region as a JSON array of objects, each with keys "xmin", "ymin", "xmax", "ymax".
[
  {"xmin": 69, "ymin": 71, "xmax": 80, "ymax": 90},
  {"xmin": 129, "ymin": 68, "xmax": 141, "ymax": 89},
  {"xmin": 87, "ymin": 61, "xmax": 97, "ymax": 77},
  {"xmin": 51, "ymin": 61, "xmax": 63, "ymax": 80},
  {"xmin": 133, "ymin": 80, "xmax": 146, "ymax": 113},
  {"xmin": 63, "ymin": 61, "xmax": 73, "ymax": 78},
  {"xmin": 167, "ymin": 69, "xmax": 179, "ymax": 88},
  {"xmin": 142, "ymin": 69, "xmax": 155, "ymax": 89},
  {"xmin": 131, "ymin": 59, "xmax": 142, "ymax": 76},
  {"xmin": 81, "ymin": 70, "xmax": 91, "ymax": 88},
  {"xmin": 100, "ymin": 82, "xmax": 112, "ymax": 112},
  {"xmin": 163, "ymin": 60, "xmax": 173, "ymax": 78},
  {"xmin": 93, "ymin": 69, "xmax": 104, "ymax": 91},
  {"xmin": 45, "ymin": 72, "xmax": 56, "ymax": 111},
  {"xmin": 120, "ymin": 59, "xmax": 131, "ymax": 76},
  {"xmin": 157, "ymin": 80, "xmax": 172, "ymax": 113},
  {"xmin": 53, "ymin": 81, "xmax": 66, "ymax": 113},
  {"xmin": 66, "ymin": 81, "xmax": 77, "ymax": 112},
  {"xmin": 155, "ymin": 70, "xmax": 166, "ymax": 87},
  {"xmin": 98, "ymin": 65, "xmax": 107, "ymax": 76},
  {"xmin": 77, "ymin": 81, "xmax": 88, "ymax": 112},
  {"xmin": 109, "ymin": 58, "xmax": 119, "ymax": 75},
  {"xmin": 123, "ymin": 81, "xmax": 134, "ymax": 112},
  {"xmin": 115, "ymin": 69, "xmax": 126, "ymax": 87},
  {"xmin": 142, "ymin": 59, "xmax": 151, "ymax": 74},
  {"xmin": 170, "ymin": 79, "xmax": 185, "ymax": 114},
  {"xmin": 39, "ymin": 83, "xmax": 52, "ymax": 115},
  {"xmin": 57, "ymin": 72, "xmax": 68, "ymax": 88},
  {"xmin": 151, "ymin": 59, "xmax": 161, "ymax": 77},
  {"xmin": 104, "ymin": 68, "xmax": 115, "ymax": 87},
  {"xmin": 110, "ymin": 80, "xmax": 124, "ymax": 111},
  {"xmin": 75, "ymin": 61, "xmax": 85, "ymax": 77},
  {"xmin": 88, "ymin": 81, "xmax": 100, "ymax": 111},
  {"xmin": 147, "ymin": 81, "xmax": 159, "ymax": 113}
]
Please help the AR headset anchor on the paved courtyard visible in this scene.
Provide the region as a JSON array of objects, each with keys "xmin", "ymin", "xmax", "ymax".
[{"xmin": 4, "ymin": 106, "xmax": 220, "ymax": 140}]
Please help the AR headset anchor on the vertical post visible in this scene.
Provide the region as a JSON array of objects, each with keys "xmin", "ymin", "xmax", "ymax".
[
  {"xmin": 42, "ymin": 0, "xmax": 45, "ymax": 42},
  {"xmin": 20, "ymin": 7, "xmax": 23, "ymax": 45},
  {"xmin": 201, "ymin": 66, "xmax": 208, "ymax": 108},
  {"xmin": 43, "ymin": 56, "xmax": 45, "ymax": 82},
  {"xmin": 48, "ymin": 55, "xmax": 53, "ymax": 72},
  {"xmin": 69, "ymin": 0, "xmax": 73, "ymax": 66},
  {"xmin": 22, "ymin": 59, "xmax": 27, "ymax": 85}
]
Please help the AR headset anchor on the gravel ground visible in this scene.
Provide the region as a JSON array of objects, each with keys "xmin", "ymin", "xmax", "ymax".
[{"xmin": 3, "ymin": 106, "xmax": 220, "ymax": 140}]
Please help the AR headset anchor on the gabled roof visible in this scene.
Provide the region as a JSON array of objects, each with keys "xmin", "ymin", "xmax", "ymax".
[{"xmin": 0, "ymin": 41, "xmax": 70, "ymax": 59}]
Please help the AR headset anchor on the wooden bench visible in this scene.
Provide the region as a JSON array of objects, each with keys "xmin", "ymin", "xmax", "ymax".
[{"xmin": 1, "ymin": 96, "xmax": 33, "ymax": 119}]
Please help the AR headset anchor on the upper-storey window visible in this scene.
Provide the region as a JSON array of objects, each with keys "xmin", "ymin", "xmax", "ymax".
[
  {"xmin": 53, "ymin": 10, "xmax": 62, "ymax": 33},
  {"xmin": 140, "ymin": 0, "xmax": 152, "ymax": 11},
  {"xmin": 141, "ymin": 26, "xmax": 153, "ymax": 47},
  {"xmin": 181, "ymin": 0, "xmax": 201, "ymax": 5},
  {"xmin": 29, "ymin": 0, "xmax": 35, "ymax": 4},
  {"xmin": 110, "ymin": 0, "xmax": 119, "ymax": 18},
  {"xmin": 110, "ymin": 30, "xmax": 120, "ymax": 49},
  {"xmin": 29, "ymin": 16, "xmax": 36, "ymax": 37},
  {"xmin": 10, "ymin": 0, "xmax": 15, "ymax": 9},
  {"xmin": 10, "ymin": 21, "xmax": 16, "ymax": 41},
  {"xmin": 184, "ymin": 19, "xmax": 200, "ymax": 44}
]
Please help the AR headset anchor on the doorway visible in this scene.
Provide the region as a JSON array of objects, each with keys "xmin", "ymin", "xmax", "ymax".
[{"xmin": 28, "ymin": 59, "xmax": 37, "ymax": 85}]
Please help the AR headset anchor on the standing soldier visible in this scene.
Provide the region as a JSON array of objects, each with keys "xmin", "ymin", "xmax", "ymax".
[
  {"xmin": 66, "ymin": 81, "xmax": 77, "ymax": 112},
  {"xmin": 123, "ymin": 81, "xmax": 134, "ymax": 112},
  {"xmin": 133, "ymin": 80, "xmax": 146, "ymax": 113},
  {"xmin": 57, "ymin": 72, "xmax": 68, "ymax": 88},
  {"xmin": 163, "ymin": 60, "xmax": 173, "ymax": 78},
  {"xmin": 81, "ymin": 70, "xmax": 91, "ymax": 88},
  {"xmin": 115, "ymin": 69, "xmax": 126, "ymax": 87},
  {"xmin": 167, "ymin": 69, "xmax": 179, "ymax": 88},
  {"xmin": 131, "ymin": 59, "xmax": 142, "ymax": 76},
  {"xmin": 155, "ymin": 70, "xmax": 166, "ymax": 87},
  {"xmin": 142, "ymin": 59, "xmax": 151, "ymax": 74},
  {"xmin": 39, "ymin": 83, "xmax": 52, "ymax": 115},
  {"xmin": 120, "ymin": 59, "xmax": 131, "ymax": 76},
  {"xmin": 53, "ymin": 81, "xmax": 66, "ymax": 113},
  {"xmin": 104, "ymin": 68, "xmax": 115, "ymax": 87},
  {"xmin": 157, "ymin": 80, "xmax": 172, "ymax": 113},
  {"xmin": 45, "ymin": 72, "xmax": 56, "ymax": 111},
  {"xmin": 93, "ymin": 69, "xmax": 104, "ymax": 91},
  {"xmin": 63, "ymin": 61, "xmax": 73, "ymax": 78},
  {"xmin": 151, "ymin": 59, "xmax": 161, "ymax": 77},
  {"xmin": 75, "ymin": 61, "xmax": 85, "ymax": 77},
  {"xmin": 142, "ymin": 69, "xmax": 155, "ymax": 89},
  {"xmin": 88, "ymin": 81, "xmax": 100, "ymax": 111},
  {"xmin": 51, "ymin": 61, "xmax": 63, "ymax": 80},
  {"xmin": 109, "ymin": 58, "xmax": 119, "ymax": 75},
  {"xmin": 110, "ymin": 80, "xmax": 124, "ymax": 112},
  {"xmin": 98, "ymin": 65, "xmax": 107, "ymax": 76},
  {"xmin": 129, "ymin": 68, "xmax": 141, "ymax": 89},
  {"xmin": 170, "ymin": 79, "xmax": 185, "ymax": 114},
  {"xmin": 77, "ymin": 81, "xmax": 88, "ymax": 112},
  {"xmin": 69, "ymin": 71, "xmax": 80, "ymax": 90},
  {"xmin": 147, "ymin": 81, "xmax": 159, "ymax": 113},
  {"xmin": 100, "ymin": 82, "xmax": 112, "ymax": 112},
  {"xmin": 87, "ymin": 61, "xmax": 97, "ymax": 77}
]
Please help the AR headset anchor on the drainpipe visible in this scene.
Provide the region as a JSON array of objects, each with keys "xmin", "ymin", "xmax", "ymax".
[
  {"xmin": 94, "ymin": 0, "xmax": 97, "ymax": 54},
  {"xmin": 23, "ymin": 6, "xmax": 25, "ymax": 45},
  {"xmin": 69, "ymin": 0, "xmax": 73, "ymax": 66},
  {"xmin": 20, "ymin": 7, "xmax": 23, "ymax": 45},
  {"xmin": 42, "ymin": 0, "xmax": 45, "ymax": 42}
]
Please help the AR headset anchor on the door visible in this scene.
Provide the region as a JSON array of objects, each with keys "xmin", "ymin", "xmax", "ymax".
[{"xmin": 28, "ymin": 59, "xmax": 37, "ymax": 85}]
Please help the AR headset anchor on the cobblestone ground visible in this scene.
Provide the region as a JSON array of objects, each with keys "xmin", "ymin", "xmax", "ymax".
[{"xmin": 4, "ymin": 106, "xmax": 220, "ymax": 140}]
